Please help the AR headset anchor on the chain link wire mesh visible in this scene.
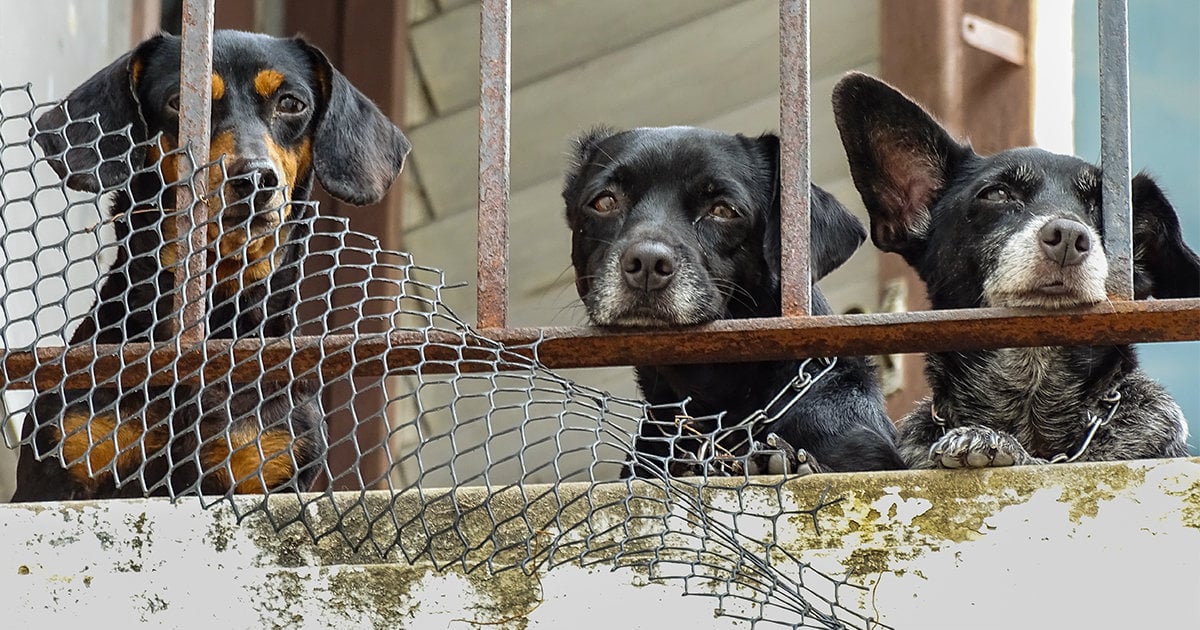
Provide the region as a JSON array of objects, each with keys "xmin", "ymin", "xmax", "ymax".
[{"xmin": 0, "ymin": 82, "xmax": 890, "ymax": 629}]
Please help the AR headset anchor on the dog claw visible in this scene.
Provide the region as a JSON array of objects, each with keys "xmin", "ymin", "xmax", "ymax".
[
  {"xmin": 930, "ymin": 426, "xmax": 1026, "ymax": 468},
  {"xmin": 745, "ymin": 433, "xmax": 817, "ymax": 476}
]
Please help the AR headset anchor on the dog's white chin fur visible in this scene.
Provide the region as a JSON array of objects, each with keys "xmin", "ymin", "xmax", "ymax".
[
  {"xmin": 587, "ymin": 249, "xmax": 716, "ymax": 326},
  {"xmin": 983, "ymin": 220, "xmax": 1108, "ymax": 309}
]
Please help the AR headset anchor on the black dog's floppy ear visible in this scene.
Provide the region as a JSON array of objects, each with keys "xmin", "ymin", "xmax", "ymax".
[
  {"xmin": 753, "ymin": 133, "xmax": 865, "ymax": 284},
  {"xmin": 563, "ymin": 126, "xmax": 618, "ymax": 300},
  {"xmin": 300, "ymin": 39, "xmax": 411, "ymax": 206},
  {"xmin": 1130, "ymin": 173, "xmax": 1200, "ymax": 299},
  {"xmin": 32, "ymin": 35, "xmax": 165, "ymax": 193},
  {"xmin": 832, "ymin": 72, "xmax": 971, "ymax": 260},
  {"xmin": 810, "ymin": 185, "xmax": 867, "ymax": 280},
  {"xmin": 563, "ymin": 126, "xmax": 617, "ymax": 196}
]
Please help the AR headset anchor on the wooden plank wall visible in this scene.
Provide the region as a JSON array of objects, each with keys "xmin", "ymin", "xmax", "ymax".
[{"xmin": 393, "ymin": 0, "xmax": 885, "ymax": 486}]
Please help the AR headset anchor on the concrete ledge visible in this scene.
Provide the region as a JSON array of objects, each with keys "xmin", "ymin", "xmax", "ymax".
[{"xmin": 2, "ymin": 458, "xmax": 1198, "ymax": 628}]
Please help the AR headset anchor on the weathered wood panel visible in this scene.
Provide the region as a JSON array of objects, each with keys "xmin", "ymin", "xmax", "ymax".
[
  {"xmin": 411, "ymin": 0, "xmax": 742, "ymax": 114},
  {"xmin": 408, "ymin": 0, "xmax": 879, "ymax": 219}
]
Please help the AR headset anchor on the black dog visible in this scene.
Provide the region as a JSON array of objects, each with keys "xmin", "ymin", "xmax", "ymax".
[
  {"xmin": 833, "ymin": 72, "xmax": 1196, "ymax": 468},
  {"xmin": 13, "ymin": 30, "xmax": 410, "ymax": 500},
  {"xmin": 563, "ymin": 126, "xmax": 904, "ymax": 477}
]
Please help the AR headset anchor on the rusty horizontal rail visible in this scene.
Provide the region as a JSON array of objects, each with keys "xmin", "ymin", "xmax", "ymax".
[{"xmin": 4, "ymin": 299, "xmax": 1197, "ymax": 390}]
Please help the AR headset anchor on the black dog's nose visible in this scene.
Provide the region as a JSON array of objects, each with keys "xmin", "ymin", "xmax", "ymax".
[
  {"xmin": 621, "ymin": 241, "xmax": 675, "ymax": 291},
  {"xmin": 226, "ymin": 160, "xmax": 281, "ymax": 204},
  {"xmin": 1039, "ymin": 218, "xmax": 1091, "ymax": 266}
]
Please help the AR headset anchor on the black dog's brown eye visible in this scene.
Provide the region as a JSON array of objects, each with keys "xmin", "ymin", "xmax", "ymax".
[
  {"xmin": 277, "ymin": 95, "xmax": 307, "ymax": 115},
  {"xmin": 979, "ymin": 185, "xmax": 1013, "ymax": 202},
  {"xmin": 590, "ymin": 192, "xmax": 619, "ymax": 214},
  {"xmin": 166, "ymin": 95, "xmax": 181, "ymax": 113},
  {"xmin": 708, "ymin": 202, "xmax": 738, "ymax": 219}
]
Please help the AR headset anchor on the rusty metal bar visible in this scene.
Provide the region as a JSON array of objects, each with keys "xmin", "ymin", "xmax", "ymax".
[
  {"xmin": 176, "ymin": 0, "xmax": 215, "ymax": 344},
  {"xmin": 476, "ymin": 0, "xmax": 511, "ymax": 329},
  {"xmin": 778, "ymin": 0, "xmax": 812, "ymax": 317},
  {"xmin": 7, "ymin": 299, "xmax": 1198, "ymax": 389},
  {"xmin": 1098, "ymin": 0, "xmax": 1133, "ymax": 299}
]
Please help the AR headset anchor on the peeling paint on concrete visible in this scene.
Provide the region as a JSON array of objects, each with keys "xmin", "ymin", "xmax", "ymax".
[{"xmin": 0, "ymin": 458, "xmax": 1196, "ymax": 628}]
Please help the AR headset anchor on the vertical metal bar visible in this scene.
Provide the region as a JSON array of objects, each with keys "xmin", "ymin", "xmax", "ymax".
[
  {"xmin": 779, "ymin": 0, "xmax": 812, "ymax": 317},
  {"xmin": 1098, "ymin": 0, "xmax": 1134, "ymax": 300},
  {"xmin": 176, "ymin": 0, "xmax": 214, "ymax": 343},
  {"xmin": 477, "ymin": 0, "xmax": 511, "ymax": 329}
]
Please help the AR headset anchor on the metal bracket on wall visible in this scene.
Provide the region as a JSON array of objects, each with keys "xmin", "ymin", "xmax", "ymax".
[{"xmin": 962, "ymin": 13, "xmax": 1026, "ymax": 66}]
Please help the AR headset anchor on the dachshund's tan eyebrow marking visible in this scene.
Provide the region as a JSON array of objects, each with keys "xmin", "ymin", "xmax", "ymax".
[
  {"xmin": 211, "ymin": 73, "xmax": 225, "ymax": 100},
  {"xmin": 254, "ymin": 69, "xmax": 285, "ymax": 98}
]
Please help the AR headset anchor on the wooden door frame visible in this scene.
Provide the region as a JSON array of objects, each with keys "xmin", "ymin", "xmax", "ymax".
[{"xmin": 878, "ymin": 0, "xmax": 1034, "ymax": 420}]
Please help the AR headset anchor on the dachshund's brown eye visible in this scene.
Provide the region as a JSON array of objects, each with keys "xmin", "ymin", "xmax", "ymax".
[
  {"xmin": 708, "ymin": 202, "xmax": 738, "ymax": 219},
  {"xmin": 980, "ymin": 185, "xmax": 1013, "ymax": 202},
  {"xmin": 590, "ymin": 192, "xmax": 619, "ymax": 214},
  {"xmin": 277, "ymin": 95, "xmax": 307, "ymax": 115}
]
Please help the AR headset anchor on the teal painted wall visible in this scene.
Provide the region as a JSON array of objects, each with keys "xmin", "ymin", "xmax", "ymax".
[{"xmin": 1075, "ymin": 1, "xmax": 1200, "ymax": 453}]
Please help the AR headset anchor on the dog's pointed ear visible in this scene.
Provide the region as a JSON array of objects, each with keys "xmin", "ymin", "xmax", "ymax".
[
  {"xmin": 753, "ymin": 133, "xmax": 865, "ymax": 285},
  {"xmin": 298, "ymin": 39, "xmax": 411, "ymax": 206},
  {"xmin": 832, "ymin": 72, "xmax": 971, "ymax": 259},
  {"xmin": 32, "ymin": 35, "xmax": 166, "ymax": 193},
  {"xmin": 1131, "ymin": 173, "xmax": 1200, "ymax": 298}
]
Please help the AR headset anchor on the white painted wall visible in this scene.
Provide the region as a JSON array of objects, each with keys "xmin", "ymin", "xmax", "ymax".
[{"xmin": 2, "ymin": 459, "xmax": 1196, "ymax": 628}]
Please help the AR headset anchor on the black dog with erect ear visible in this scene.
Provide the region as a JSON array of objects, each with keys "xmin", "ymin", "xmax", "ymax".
[
  {"xmin": 563, "ymin": 125, "xmax": 905, "ymax": 477},
  {"xmin": 832, "ymin": 72, "xmax": 1196, "ymax": 468}
]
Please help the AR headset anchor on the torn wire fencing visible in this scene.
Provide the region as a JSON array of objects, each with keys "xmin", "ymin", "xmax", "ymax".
[{"xmin": 0, "ymin": 82, "xmax": 885, "ymax": 629}]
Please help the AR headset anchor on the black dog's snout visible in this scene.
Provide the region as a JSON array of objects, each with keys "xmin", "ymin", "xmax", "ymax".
[
  {"xmin": 227, "ymin": 160, "xmax": 281, "ymax": 204},
  {"xmin": 621, "ymin": 241, "xmax": 676, "ymax": 291},
  {"xmin": 1039, "ymin": 218, "xmax": 1091, "ymax": 266}
]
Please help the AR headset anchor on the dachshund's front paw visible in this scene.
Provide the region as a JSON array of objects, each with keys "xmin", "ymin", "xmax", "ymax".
[{"xmin": 930, "ymin": 426, "xmax": 1030, "ymax": 468}]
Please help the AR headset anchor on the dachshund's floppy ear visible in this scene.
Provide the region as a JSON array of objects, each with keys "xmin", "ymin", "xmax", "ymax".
[
  {"xmin": 299, "ymin": 39, "xmax": 411, "ymax": 206},
  {"xmin": 32, "ymin": 35, "xmax": 166, "ymax": 193},
  {"xmin": 1131, "ymin": 173, "xmax": 1200, "ymax": 299},
  {"xmin": 832, "ymin": 72, "xmax": 973, "ymax": 263},
  {"xmin": 753, "ymin": 133, "xmax": 865, "ymax": 286}
]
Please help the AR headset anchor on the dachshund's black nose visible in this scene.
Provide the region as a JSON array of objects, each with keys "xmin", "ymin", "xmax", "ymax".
[
  {"xmin": 621, "ymin": 240, "xmax": 675, "ymax": 291},
  {"xmin": 226, "ymin": 159, "xmax": 281, "ymax": 206},
  {"xmin": 1039, "ymin": 218, "xmax": 1091, "ymax": 266}
]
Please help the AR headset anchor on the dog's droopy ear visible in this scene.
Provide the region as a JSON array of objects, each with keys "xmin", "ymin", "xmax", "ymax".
[
  {"xmin": 810, "ymin": 185, "xmax": 867, "ymax": 279},
  {"xmin": 299, "ymin": 39, "xmax": 411, "ymax": 206},
  {"xmin": 32, "ymin": 36, "xmax": 166, "ymax": 193},
  {"xmin": 563, "ymin": 126, "xmax": 617, "ymax": 196},
  {"xmin": 1131, "ymin": 173, "xmax": 1200, "ymax": 299},
  {"xmin": 753, "ymin": 134, "xmax": 865, "ymax": 284},
  {"xmin": 832, "ymin": 72, "xmax": 971, "ymax": 260}
]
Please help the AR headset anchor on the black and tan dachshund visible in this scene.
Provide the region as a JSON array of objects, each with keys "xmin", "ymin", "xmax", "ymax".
[
  {"xmin": 13, "ymin": 30, "xmax": 410, "ymax": 500},
  {"xmin": 563, "ymin": 126, "xmax": 904, "ymax": 477},
  {"xmin": 833, "ymin": 72, "xmax": 1196, "ymax": 468}
]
